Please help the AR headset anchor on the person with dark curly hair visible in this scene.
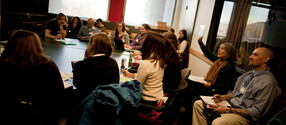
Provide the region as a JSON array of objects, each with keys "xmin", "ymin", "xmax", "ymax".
[{"xmin": 67, "ymin": 17, "xmax": 82, "ymax": 38}]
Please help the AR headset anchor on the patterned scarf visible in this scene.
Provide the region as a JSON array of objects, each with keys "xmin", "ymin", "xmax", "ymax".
[{"xmin": 204, "ymin": 59, "xmax": 228, "ymax": 84}]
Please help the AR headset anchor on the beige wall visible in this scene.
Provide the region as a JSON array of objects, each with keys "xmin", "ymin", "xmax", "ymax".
[
  {"xmin": 188, "ymin": 0, "xmax": 215, "ymax": 77},
  {"xmin": 172, "ymin": 0, "xmax": 183, "ymax": 36},
  {"xmin": 173, "ymin": 0, "xmax": 216, "ymax": 77},
  {"xmin": 173, "ymin": 0, "xmax": 198, "ymax": 40}
]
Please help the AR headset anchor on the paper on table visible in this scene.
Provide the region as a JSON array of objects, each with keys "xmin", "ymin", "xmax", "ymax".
[
  {"xmin": 55, "ymin": 39, "xmax": 76, "ymax": 45},
  {"xmin": 60, "ymin": 71, "xmax": 74, "ymax": 89},
  {"xmin": 120, "ymin": 75, "xmax": 133, "ymax": 83},
  {"xmin": 200, "ymin": 95, "xmax": 231, "ymax": 108},
  {"xmin": 60, "ymin": 71, "xmax": 73, "ymax": 80},
  {"xmin": 54, "ymin": 38, "xmax": 66, "ymax": 42},
  {"xmin": 188, "ymin": 75, "xmax": 207, "ymax": 84}
]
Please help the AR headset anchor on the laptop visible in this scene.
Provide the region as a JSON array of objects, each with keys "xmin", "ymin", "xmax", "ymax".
[
  {"xmin": 114, "ymin": 38, "xmax": 125, "ymax": 51},
  {"xmin": 113, "ymin": 38, "xmax": 134, "ymax": 52}
]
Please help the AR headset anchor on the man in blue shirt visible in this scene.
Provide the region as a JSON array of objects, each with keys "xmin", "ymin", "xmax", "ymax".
[{"xmin": 192, "ymin": 47, "xmax": 281, "ymax": 125}]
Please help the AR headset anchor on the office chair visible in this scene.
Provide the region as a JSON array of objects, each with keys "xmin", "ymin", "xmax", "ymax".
[{"xmin": 137, "ymin": 68, "xmax": 191, "ymax": 125}]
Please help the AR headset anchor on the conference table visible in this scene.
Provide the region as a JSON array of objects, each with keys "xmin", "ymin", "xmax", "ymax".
[{"xmin": 41, "ymin": 38, "xmax": 131, "ymax": 73}]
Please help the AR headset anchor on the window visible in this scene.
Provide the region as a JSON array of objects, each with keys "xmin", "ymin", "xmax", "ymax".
[
  {"xmin": 48, "ymin": 0, "xmax": 109, "ymax": 20},
  {"xmin": 217, "ymin": 1, "xmax": 234, "ymax": 38},
  {"xmin": 213, "ymin": 1, "xmax": 276, "ymax": 71},
  {"xmin": 242, "ymin": 6, "xmax": 269, "ymax": 43},
  {"xmin": 124, "ymin": 0, "xmax": 176, "ymax": 26}
]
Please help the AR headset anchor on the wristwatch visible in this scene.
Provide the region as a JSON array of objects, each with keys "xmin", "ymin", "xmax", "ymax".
[{"xmin": 226, "ymin": 107, "xmax": 230, "ymax": 113}]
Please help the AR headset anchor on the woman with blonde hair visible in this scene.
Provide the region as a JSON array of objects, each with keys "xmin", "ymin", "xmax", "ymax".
[{"xmin": 0, "ymin": 30, "xmax": 65, "ymax": 125}]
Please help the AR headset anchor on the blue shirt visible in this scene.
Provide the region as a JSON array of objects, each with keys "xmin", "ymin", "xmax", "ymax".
[{"xmin": 230, "ymin": 68, "xmax": 281, "ymax": 121}]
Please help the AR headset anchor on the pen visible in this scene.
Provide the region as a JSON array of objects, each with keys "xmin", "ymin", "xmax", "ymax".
[{"xmin": 125, "ymin": 67, "xmax": 131, "ymax": 71}]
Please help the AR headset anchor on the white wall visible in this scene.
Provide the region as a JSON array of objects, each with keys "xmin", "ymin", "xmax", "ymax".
[
  {"xmin": 172, "ymin": 0, "xmax": 198, "ymax": 40},
  {"xmin": 173, "ymin": 0, "xmax": 216, "ymax": 77},
  {"xmin": 173, "ymin": 0, "xmax": 183, "ymax": 36},
  {"xmin": 189, "ymin": 0, "xmax": 216, "ymax": 77},
  {"xmin": 48, "ymin": 0, "xmax": 63, "ymax": 14},
  {"xmin": 163, "ymin": 0, "xmax": 176, "ymax": 25}
]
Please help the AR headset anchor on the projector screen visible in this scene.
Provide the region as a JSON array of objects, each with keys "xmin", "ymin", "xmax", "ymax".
[{"xmin": 48, "ymin": 0, "xmax": 109, "ymax": 20}]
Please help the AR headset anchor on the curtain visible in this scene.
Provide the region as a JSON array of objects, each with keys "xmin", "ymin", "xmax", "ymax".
[{"xmin": 226, "ymin": 0, "xmax": 252, "ymax": 45}]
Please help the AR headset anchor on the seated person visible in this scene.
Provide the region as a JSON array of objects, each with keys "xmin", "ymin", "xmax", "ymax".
[
  {"xmin": 124, "ymin": 33, "xmax": 181, "ymax": 93},
  {"xmin": 164, "ymin": 32, "xmax": 180, "ymax": 53},
  {"xmin": 177, "ymin": 29, "xmax": 189, "ymax": 68},
  {"xmin": 67, "ymin": 17, "xmax": 82, "ymax": 38},
  {"xmin": 192, "ymin": 47, "xmax": 281, "ymax": 125},
  {"xmin": 111, "ymin": 22, "xmax": 130, "ymax": 44},
  {"xmin": 125, "ymin": 24, "xmax": 151, "ymax": 51},
  {"xmin": 163, "ymin": 32, "xmax": 181, "ymax": 92},
  {"xmin": 0, "ymin": 30, "xmax": 65, "ymax": 125},
  {"xmin": 162, "ymin": 28, "xmax": 175, "ymax": 36},
  {"xmin": 194, "ymin": 36, "xmax": 237, "ymax": 95},
  {"xmin": 45, "ymin": 13, "xmax": 68, "ymax": 39},
  {"xmin": 95, "ymin": 18, "xmax": 107, "ymax": 33},
  {"xmin": 73, "ymin": 33, "xmax": 120, "ymax": 102},
  {"xmin": 181, "ymin": 37, "xmax": 237, "ymax": 113},
  {"xmin": 122, "ymin": 32, "xmax": 168, "ymax": 108},
  {"xmin": 77, "ymin": 18, "xmax": 100, "ymax": 41}
]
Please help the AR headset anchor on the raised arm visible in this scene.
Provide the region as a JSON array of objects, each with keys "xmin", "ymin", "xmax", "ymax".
[{"xmin": 198, "ymin": 37, "xmax": 219, "ymax": 62}]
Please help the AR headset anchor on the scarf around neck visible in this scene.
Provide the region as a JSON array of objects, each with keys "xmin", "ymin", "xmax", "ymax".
[{"xmin": 204, "ymin": 59, "xmax": 228, "ymax": 84}]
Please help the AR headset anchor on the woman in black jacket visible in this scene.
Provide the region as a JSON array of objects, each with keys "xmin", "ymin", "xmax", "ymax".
[
  {"xmin": 181, "ymin": 37, "xmax": 237, "ymax": 113},
  {"xmin": 196, "ymin": 36, "xmax": 237, "ymax": 95}
]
